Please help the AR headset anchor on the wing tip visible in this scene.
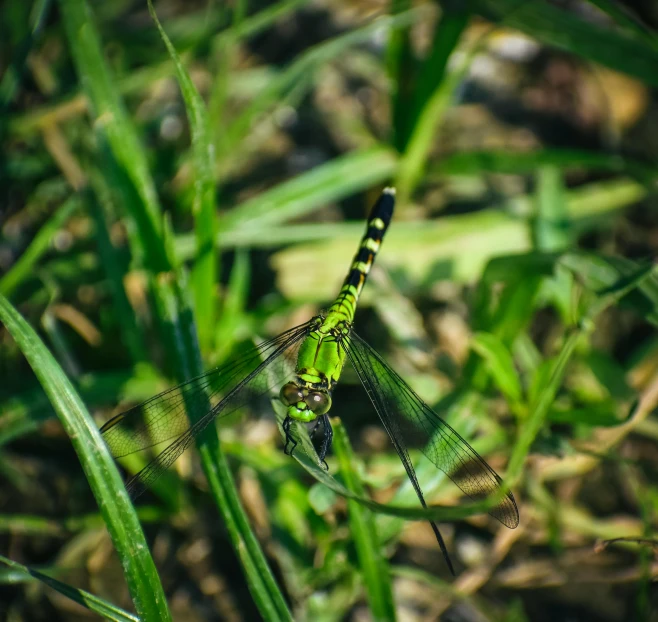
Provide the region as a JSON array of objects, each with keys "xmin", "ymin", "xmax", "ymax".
[{"xmin": 493, "ymin": 494, "xmax": 520, "ymax": 529}]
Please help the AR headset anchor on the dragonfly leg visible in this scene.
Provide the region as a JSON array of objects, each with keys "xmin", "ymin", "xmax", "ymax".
[
  {"xmin": 283, "ymin": 416, "xmax": 297, "ymax": 457},
  {"xmin": 317, "ymin": 414, "xmax": 333, "ymax": 470}
]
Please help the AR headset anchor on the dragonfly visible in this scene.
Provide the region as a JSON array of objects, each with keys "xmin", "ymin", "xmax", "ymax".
[{"xmin": 100, "ymin": 187, "xmax": 519, "ymax": 575}]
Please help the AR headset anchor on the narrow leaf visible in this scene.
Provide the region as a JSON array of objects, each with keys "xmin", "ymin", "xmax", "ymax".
[
  {"xmin": 333, "ymin": 419, "xmax": 397, "ymax": 622},
  {"xmin": 472, "ymin": 332, "xmax": 523, "ymax": 404},
  {"xmin": 0, "ymin": 554, "xmax": 139, "ymax": 622},
  {"xmin": 0, "ymin": 294, "xmax": 171, "ymax": 621},
  {"xmin": 0, "ymin": 194, "xmax": 80, "ymax": 297},
  {"xmin": 147, "ymin": 0, "xmax": 218, "ymax": 352}
]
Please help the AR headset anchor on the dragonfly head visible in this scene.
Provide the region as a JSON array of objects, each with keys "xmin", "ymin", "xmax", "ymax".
[{"xmin": 279, "ymin": 382, "xmax": 332, "ymax": 422}]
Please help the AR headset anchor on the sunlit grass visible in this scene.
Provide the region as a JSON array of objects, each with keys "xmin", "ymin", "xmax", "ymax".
[{"xmin": 2, "ymin": 0, "xmax": 658, "ymax": 620}]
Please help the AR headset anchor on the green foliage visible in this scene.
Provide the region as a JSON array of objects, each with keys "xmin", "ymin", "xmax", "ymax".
[
  {"xmin": 2, "ymin": 0, "xmax": 658, "ymax": 620},
  {"xmin": 0, "ymin": 295, "xmax": 171, "ymax": 621}
]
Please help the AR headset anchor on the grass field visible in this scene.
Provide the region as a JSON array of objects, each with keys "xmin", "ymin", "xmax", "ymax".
[{"xmin": 2, "ymin": 1, "xmax": 658, "ymax": 620}]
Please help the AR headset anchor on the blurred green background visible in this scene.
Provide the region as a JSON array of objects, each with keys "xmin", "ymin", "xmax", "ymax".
[{"xmin": 2, "ymin": 0, "xmax": 658, "ymax": 620}]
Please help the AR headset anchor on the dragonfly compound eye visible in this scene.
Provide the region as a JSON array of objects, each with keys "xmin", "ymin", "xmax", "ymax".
[
  {"xmin": 280, "ymin": 382, "xmax": 304, "ymax": 406},
  {"xmin": 307, "ymin": 391, "xmax": 331, "ymax": 415}
]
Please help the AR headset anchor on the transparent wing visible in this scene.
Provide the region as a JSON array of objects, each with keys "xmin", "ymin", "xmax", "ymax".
[
  {"xmin": 343, "ymin": 331, "xmax": 519, "ymax": 573},
  {"xmin": 100, "ymin": 320, "xmax": 313, "ymax": 498}
]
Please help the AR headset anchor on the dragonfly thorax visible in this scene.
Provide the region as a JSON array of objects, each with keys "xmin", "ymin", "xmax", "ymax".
[{"xmin": 279, "ymin": 380, "xmax": 332, "ymax": 423}]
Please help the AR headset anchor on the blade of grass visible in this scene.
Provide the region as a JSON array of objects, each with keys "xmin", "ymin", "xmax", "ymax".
[
  {"xmin": 0, "ymin": 0, "xmax": 53, "ymax": 108},
  {"xmin": 217, "ymin": 0, "xmax": 309, "ymax": 43},
  {"xmin": 406, "ymin": 1, "xmax": 472, "ymax": 151},
  {"xmin": 332, "ymin": 419, "xmax": 397, "ymax": 622},
  {"xmin": 292, "ymin": 440, "xmax": 503, "ymax": 522},
  {"xmin": 87, "ymin": 177, "xmax": 147, "ymax": 363},
  {"xmin": 214, "ymin": 249, "xmax": 250, "ymax": 361},
  {"xmin": 0, "ymin": 294, "xmax": 171, "ymax": 621},
  {"xmin": 151, "ymin": 274, "xmax": 293, "ymax": 621},
  {"xmin": 506, "ymin": 327, "xmax": 581, "ymax": 487},
  {"xmin": 560, "ymin": 253, "xmax": 658, "ymax": 325},
  {"xmin": 475, "ymin": 0, "xmax": 658, "ymax": 88},
  {"xmin": 433, "ymin": 148, "xmax": 653, "ymax": 178},
  {"xmin": 387, "ymin": 0, "xmax": 416, "ymax": 151},
  {"xmin": 59, "ymin": 0, "xmax": 168, "ymax": 272},
  {"xmin": 147, "ymin": 0, "xmax": 218, "ymax": 354},
  {"xmin": 585, "ymin": 0, "xmax": 658, "ymax": 49},
  {"xmin": 223, "ymin": 8, "xmax": 423, "ymax": 155},
  {"xmin": 0, "ymin": 554, "xmax": 140, "ymax": 622},
  {"xmin": 471, "ymin": 332, "xmax": 523, "ymax": 405},
  {"xmin": 0, "ymin": 194, "xmax": 80, "ymax": 297},
  {"xmin": 0, "ymin": 507, "xmax": 167, "ymax": 536},
  {"xmin": 395, "ymin": 24, "xmax": 483, "ymax": 205},
  {"xmin": 533, "ymin": 165, "xmax": 570, "ymax": 252},
  {"xmin": 220, "ymin": 145, "xmax": 398, "ymax": 231}
]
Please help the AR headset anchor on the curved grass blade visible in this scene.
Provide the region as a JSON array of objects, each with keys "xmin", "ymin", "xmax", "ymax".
[
  {"xmin": 101, "ymin": 321, "xmax": 313, "ymax": 498},
  {"xmin": 147, "ymin": 0, "xmax": 218, "ymax": 353},
  {"xmin": 332, "ymin": 419, "xmax": 397, "ymax": 620},
  {"xmin": 0, "ymin": 554, "xmax": 139, "ymax": 622},
  {"xmin": 343, "ymin": 330, "xmax": 519, "ymax": 573},
  {"xmin": 0, "ymin": 294, "xmax": 172, "ymax": 621},
  {"xmin": 0, "ymin": 194, "xmax": 81, "ymax": 297}
]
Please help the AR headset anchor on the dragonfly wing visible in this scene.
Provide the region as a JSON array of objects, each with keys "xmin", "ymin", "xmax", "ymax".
[
  {"xmin": 100, "ymin": 320, "xmax": 313, "ymax": 498},
  {"xmin": 343, "ymin": 331, "xmax": 519, "ymax": 564}
]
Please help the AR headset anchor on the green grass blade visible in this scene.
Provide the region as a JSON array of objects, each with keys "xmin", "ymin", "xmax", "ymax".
[
  {"xmin": 434, "ymin": 148, "xmax": 653, "ymax": 177},
  {"xmin": 387, "ymin": 0, "xmax": 416, "ymax": 151},
  {"xmin": 218, "ymin": 0, "xmax": 309, "ymax": 43},
  {"xmin": 294, "ymin": 449, "xmax": 498, "ymax": 522},
  {"xmin": 333, "ymin": 419, "xmax": 397, "ymax": 622},
  {"xmin": 475, "ymin": 0, "xmax": 658, "ymax": 87},
  {"xmin": 586, "ymin": 263, "xmax": 657, "ymax": 320},
  {"xmin": 223, "ymin": 9, "xmax": 422, "ymax": 154},
  {"xmin": 395, "ymin": 28, "xmax": 481, "ymax": 204},
  {"xmin": 507, "ymin": 328, "xmax": 581, "ymax": 487},
  {"xmin": 150, "ymin": 275, "xmax": 293, "ymax": 621},
  {"xmin": 87, "ymin": 178, "xmax": 148, "ymax": 363},
  {"xmin": 586, "ymin": 0, "xmax": 658, "ymax": 48},
  {"xmin": 210, "ymin": 0, "xmax": 309, "ymax": 139},
  {"xmin": 534, "ymin": 165, "xmax": 569, "ymax": 252},
  {"xmin": 0, "ymin": 294, "xmax": 172, "ymax": 622},
  {"xmin": 221, "ymin": 146, "xmax": 398, "ymax": 231},
  {"xmin": 471, "ymin": 332, "xmax": 523, "ymax": 405},
  {"xmin": 59, "ymin": 0, "xmax": 168, "ymax": 272},
  {"xmin": 0, "ymin": 194, "xmax": 80, "ymax": 297},
  {"xmin": 408, "ymin": 1, "xmax": 471, "ymax": 149},
  {"xmin": 0, "ymin": 554, "xmax": 140, "ymax": 622},
  {"xmin": 560, "ymin": 253, "xmax": 658, "ymax": 325},
  {"xmin": 0, "ymin": 0, "xmax": 52, "ymax": 108},
  {"xmin": 214, "ymin": 249, "xmax": 250, "ymax": 359},
  {"xmin": 147, "ymin": 0, "xmax": 218, "ymax": 353},
  {"xmin": 0, "ymin": 508, "xmax": 167, "ymax": 536}
]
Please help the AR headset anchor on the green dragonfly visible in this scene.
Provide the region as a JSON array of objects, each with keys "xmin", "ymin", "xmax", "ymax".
[{"xmin": 100, "ymin": 188, "xmax": 519, "ymax": 574}]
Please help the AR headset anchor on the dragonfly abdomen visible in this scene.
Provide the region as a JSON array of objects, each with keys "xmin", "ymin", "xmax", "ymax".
[{"xmin": 328, "ymin": 187, "xmax": 395, "ymax": 322}]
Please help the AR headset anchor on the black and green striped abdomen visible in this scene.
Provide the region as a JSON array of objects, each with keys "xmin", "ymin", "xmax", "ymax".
[{"xmin": 327, "ymin": 187, "xmax": 395, "ymax": 321}]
